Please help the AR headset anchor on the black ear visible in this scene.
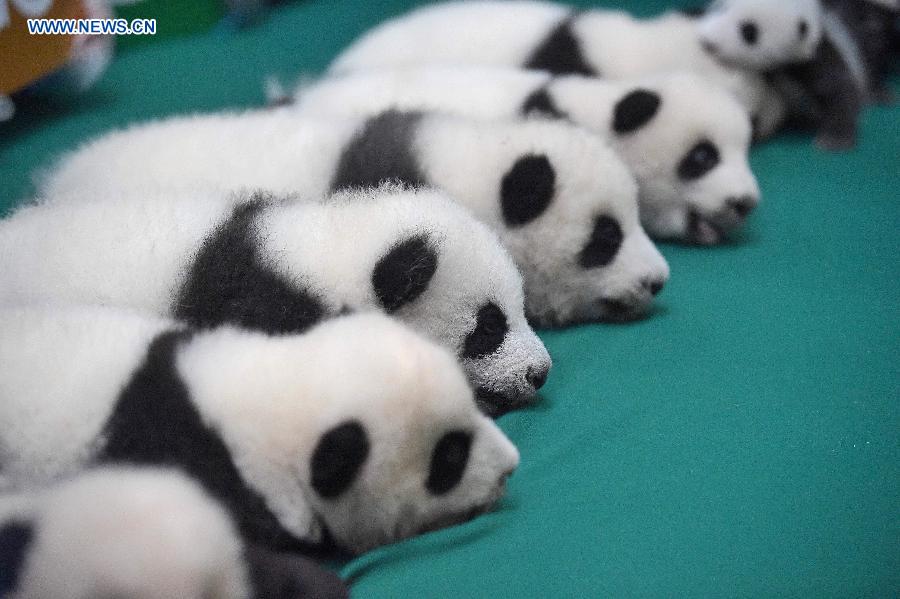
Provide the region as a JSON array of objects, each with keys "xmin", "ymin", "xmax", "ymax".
[
  {"xmin": 310, "ymin": 421, "xmax": 370, "ymax": 499},
  {"xmin": 612, "ymin": 89, "xmax": 661, "ymax": 134},
  {"xmin": 0, "ymin": 520, "xmax": 34, "ymax": 596},
  {"xmin": 500, "ymin": 154, "xmax": 556, "ymax": 227},
  {"xmin": 372, "ymin": 234, "xmax": 438, "ymax": 313},
  {"xmin": 426, "ymin": 431, "xmax": 473, "ymax": 495}
]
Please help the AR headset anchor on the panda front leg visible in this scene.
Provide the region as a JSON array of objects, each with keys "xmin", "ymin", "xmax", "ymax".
[{"xmin": 810, "ymin": 51, "xmax": 864, "ymax": 150}]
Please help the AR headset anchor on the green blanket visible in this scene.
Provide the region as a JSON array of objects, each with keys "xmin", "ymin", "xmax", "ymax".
[{"xmin": 2, "ymin": 1, "xmax": 897, "ymax": 596}]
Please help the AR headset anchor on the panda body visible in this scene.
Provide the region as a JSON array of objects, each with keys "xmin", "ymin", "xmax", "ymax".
[
  {"xmin": 0, "ymin": 306, "xmax": 520, "ymax": 554},
  {"xmin": 294, "ymin": 67, "xmax": 761, "ymax": 246},
  {"xmin": 0, "ymin": 187, "xmax": 549, "ymax": 414},
  {"xmin": 42, "ymin": 108, "xmax": 668, "ymax": 325},
  {"xmin": 328, "ymin": 0, "xmax": 785, "ymax": 138},
  {"xmin": 0, "ymin": 467, "xmax": 347, "ymax": 599}
]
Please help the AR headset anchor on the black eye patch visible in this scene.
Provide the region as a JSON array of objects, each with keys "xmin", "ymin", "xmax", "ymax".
[
  {"xmin": 741, "ymin": 20, "xmax": 759, "ymax": 45},
  {"xmin": 372, "ymin": 234, "xmax": 438, "ymax": 313},
  {"xmin": 310, "ymin": 421, "xmax": 370, "ymax": 499},
  {"xmin": 461, "ymin": 302, "xmax": 508, "ymax": 360},
  {"xmin": 677, "ymin": 140, "xmax": 721, "ymax": 180},
  {"xmin": 612, "ymin": 89, "xmax": 661, "ymax": 134},
  {"xmin": 426, "ymin": 430, "xmax": 473, "ymax": 495},
  {"xmin": 579, "ymin": 215, "xmax": 623, "ymax": 268},
  {"xmin": 500, "ymin": 154, "xmax": 556, "ymax": 227},
  {"xmin": 0, "ymin": 520, "xmax": 34, "ymax": 595}
]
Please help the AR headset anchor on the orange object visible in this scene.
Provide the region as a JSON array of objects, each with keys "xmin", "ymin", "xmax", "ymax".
[{"xmin": 0, "ymin": 0, "xmax": 87, "ymax": 94}]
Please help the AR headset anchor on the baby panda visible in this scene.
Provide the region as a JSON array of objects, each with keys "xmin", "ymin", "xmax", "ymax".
[
  {"xmin": 0, "ymin": 305, "xmax": 520, "ymax": 555},
  {"xmin": 0, "ymin": 466, "xmax": 348, "ymax": 599},
  {"xmin": 697, "ymin": 0, "xmax": 899, "ymax": 148},
  {"xmin": 0, "ymin": 187, "xmax": 549, "ymax": 416},
  {"xmin": 697, "ymin": 0, "xmax": 824, "ymax": 70},
  {"xmin": 328, "ymin": 0, "xmax": 787, "ymax": 139},
  {"xmin": 293, "ymin": 67, "xmax": 761, "ymax": 246},
  {"xmin": 41, "ymin": 108, "xmax": 668, "ymax": 326}
]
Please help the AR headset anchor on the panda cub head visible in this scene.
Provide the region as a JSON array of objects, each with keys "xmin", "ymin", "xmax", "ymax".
[
  {"xmin": 313, "ymin": 186, "xmax": 552, "ymax": 415},
  {"xmin": 0, "ymin": 467, "xmax": 252, "ymax": 599},
  {"xmin": 182, "ymin": 313, "xmax": 520, "ymax": 554},
  {"xmin": 697, "ymin": 0, "xmax": 823, "ymax": 70},
  {"xmin": 417, "ymin": 118, "xmax": 669, "ymax": 326},
  {"xmin": 556, "ymin": 72, "xmax": 761, "ymax": 245}
]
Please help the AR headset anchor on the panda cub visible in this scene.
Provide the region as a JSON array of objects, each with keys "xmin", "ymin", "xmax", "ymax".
[
  {"xmin": 0, "ymin": 187, "xmax": 548, "ymax": 416},
  {"xmin": 328, "ymin": 0, "xmax": 786, "ymax": 139},
  {"xmin": 698, "ymin": 0, "xmax": 899, "ymax": 148},
  {"xmin": 0, "ymin": 467, "xmax": 348, "ymax": 599},
  {"xmin": 0, "ymin": 306, "xmax": 520, "ymax": 554},
  {"xmin": 293, "ymin": 67, "xmax": 761, "ymax": 246},
  {"xmin": 41, "ymin": 109, "xmax": 668, "ymax": 326}
]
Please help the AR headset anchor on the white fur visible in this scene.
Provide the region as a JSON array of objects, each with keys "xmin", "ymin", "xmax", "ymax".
[
  {"xmin": 41, "ymin": 108, "xmax": 667, "ymax": 324},
  {"xmin": 0, "ymin": 187, "xmax": 547, "ymax": 410},
  {"xmin": 1, "ymin": 467, "xmax": 250, "ymax": 599},
  {"xmin": 295, "ymin": 67, "xmax": 760, "ymax": 245},
  {"xmin": 0, "ymin": 306, "xmax": 520, "ymax": 553},
  {"xmin": 698, "ymin": 0, "xmax": 824, "ymax": 70},
  {"xmin": 328, "ymin": 0, "xmax": 785, "ymax": 138}
]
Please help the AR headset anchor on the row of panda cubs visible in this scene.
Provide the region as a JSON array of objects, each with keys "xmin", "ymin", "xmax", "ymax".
[{"xmin": 0, "ymin": 305, "xmax": 519, "ymax": 598}]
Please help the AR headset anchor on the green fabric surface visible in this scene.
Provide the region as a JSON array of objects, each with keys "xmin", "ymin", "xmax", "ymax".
[{"xmin": 1, "ymin": 1, "xmax": 898, "ymax": 597}]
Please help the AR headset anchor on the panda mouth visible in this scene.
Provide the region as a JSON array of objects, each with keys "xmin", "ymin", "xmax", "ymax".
[
  {"xmin": 687, "ymin": 210, "xmax": 725, "ymax": 246},
  {"xmin": 475, "ymin": 388, "xmax": 518, "ymax": 418},
  {"xmin": 598, "ymin": 297, "xmax": 648, "ymax": 322},
  {"xmin": 416, "ymin": 501, "xmax": 495, "ymax": 536}
]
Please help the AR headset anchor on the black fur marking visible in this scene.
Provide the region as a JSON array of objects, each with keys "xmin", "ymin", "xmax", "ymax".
[
  {"xmin": 99, "ymin": 331, "xmax": 314, "ymax": 553},
  {"xmin": 426, "ymin": 431, "xmax": 472, "ymax": 495},
  {"xmin": 310, "ymin": 421, "xmax": 370, "ymax": 499},
  {"xmin": 500, "ymin": 154, "xmax": 556, "ymax": 227},
  {"xmin": 521, "ymin": 86, "xmax": 567, "ymax": 119},
  {"xmin": 678, "ymin": 6, "xmax": 707, "ymax": 18},
  {"xmin": 798, "ymin": 19, "xmax": 809, "ymax": 40},
  {"xmin": 0, "ymin": 520, "xmax": 33, "ymax": 596},
  {"xmin": 741, "ymin": 21, "xmax": 759, "ymax": 45},
  {"xmin": 461, "ymin": 303, "xmax": 508, "ymax": 360},
  {"xmin": 612, "ymin": 89, "xmax": 662, "ymax": 134},
  {"xmin": 677, "ymin": 140, "xmax": 721, "ymax": 180},
  {"xmin": 579, "ymin": 215, "xmax": 624, "ymax": 268},
  {"xmin": 372, "ymin": 234, "xmax": 438, "ymax": 312},
  {"xmin": 524, "ymin": 13, "xmax": 597, "ymax": 76},
  {"xmin": 245, "ymin": 544, "xmax": 350, "ymax": 599},
  {"xmin": 330, "ymin": 110, "xmax": 428, "ymax": 192},
  {"xmin": 175, "ymin": 198, "xmax": 327, "ymax": 335}
]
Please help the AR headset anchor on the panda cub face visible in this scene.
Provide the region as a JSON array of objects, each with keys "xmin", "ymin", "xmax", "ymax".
[
  {"xmin": 698, "ymin": 0, "xmax": 823, "ymax": 70},
  {"xmin": 466, "ymin": 122, "xmax": 669, "ymax": 325},
  {"xmin": 186, "ymin": 314, "xmax": 520, "ymax": 554},
  {"xmin": 603, "ymin": 73, "xmax": 761, "ymax": 245}
]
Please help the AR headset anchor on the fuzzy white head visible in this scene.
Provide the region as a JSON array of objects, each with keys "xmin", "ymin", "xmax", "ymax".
[
  {"xmin": 180, "ymin": 313, "xmax": 521, "ymax": 554},
  {"xmin": 255, "ymin": 186, "xmax": 552, "ymax": 414},
  {"xmin": 552, "ymin": 72, "xmax": 761, "ymax": 245},
  {"xmin": 698, "ymin": 0, "xmax": 824, "ymax": 70},
  {"xmin": 2, "ymin": 467, "xmax": 249, "ymax": 599},
  {"xmin": 412, "ymin": 116, "xmax": 669, "ymax": 325}
]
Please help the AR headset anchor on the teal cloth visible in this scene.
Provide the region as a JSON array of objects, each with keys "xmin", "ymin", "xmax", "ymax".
[{"xmin": 1, "ymin": 1, "xmax": 897, "ymax": 597}]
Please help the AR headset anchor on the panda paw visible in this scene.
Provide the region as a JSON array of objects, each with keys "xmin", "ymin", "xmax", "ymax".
[
  {"xmin": 244, "ymin": 545, "xmax": 349, "ymax": 599},
  {"xmin": 814, "ymin": 131, "xmax": 856, "ymax": 152}
]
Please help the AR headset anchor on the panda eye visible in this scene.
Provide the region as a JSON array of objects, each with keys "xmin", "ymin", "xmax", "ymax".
[
  {"xmin": 677, "ymin": 140, "xmax": 721, "ymax": 180},
  {"xmin": 740, "ymin": 20, "xmax": 759, "ymax": 45},
  {"xmin": 798, "ymin": 19, "xmax": 809, "ymax": 39},
  {"xmin": 579, "ymin": 215, "xmax": 623, "ymax": 268},
  {"xmin": 461, "ymin": 302, "xmax": 508, "ymax": 359},
  {"xmin": 426, "ymin": 430, "xmax": 472, "ymax": 495}
]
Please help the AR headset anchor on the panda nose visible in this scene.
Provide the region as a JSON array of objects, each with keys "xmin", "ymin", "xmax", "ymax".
[
  {"xmin": 526, "ymin": 365, "xmax": 549, "ymax": 390},
  {"xmin": 727, "ymin": 195, "xmax": 757, "ymax": 219},
  {"xmin": 642, "ymin": 278, "xmax": 666, "ymax": 296}
]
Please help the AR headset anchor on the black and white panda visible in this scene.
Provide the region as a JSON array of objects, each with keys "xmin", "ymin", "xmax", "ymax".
[
  {"xmin": 0, "ymin": 187, "xmax": 549, "ymax": 415},
  {"xmin": 292, "ymin": 67, "xmax": 761, "ymax": 245},
  {"xmin": 0, "ymin": 306, "xmax": 520, "ymax": 555},
  {"xmin": 41, "ymin": 108, "xmax": 668, "ymax": 326},
  {"xmin": 328, "ymin": 0, "xmax": 786, "ymax": 139},
  {"xmin": 0, "ymin": 466, "xmax": 348, "ymax": 599},
  {"xmin": 698, "ymin": 0, "xmax": 899, "ymax": 148}
]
